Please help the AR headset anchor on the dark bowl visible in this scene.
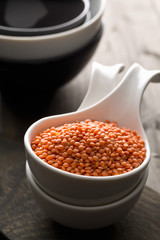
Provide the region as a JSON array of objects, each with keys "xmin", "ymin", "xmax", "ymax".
[
  {"xmin": 0, "ymin": 25, "xmax": 102, "ymax": 89},
  {"xmin": 0, "ymin": 26, "xmax": 103, "ymax": 115},
  {"xmin": 0, "ymin": 0, "xmax": 90, "ymax": 36}
]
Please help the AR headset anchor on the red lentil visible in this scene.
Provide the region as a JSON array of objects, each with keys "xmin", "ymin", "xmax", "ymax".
[{"xmin": 31, "ymin": 119, "xmax": 146, "ymax": 176}]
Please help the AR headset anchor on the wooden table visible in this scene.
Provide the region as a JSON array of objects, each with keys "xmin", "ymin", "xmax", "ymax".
[{"xmin": 0, "ymin": 0, "xmax": 160, "ymax": 239}]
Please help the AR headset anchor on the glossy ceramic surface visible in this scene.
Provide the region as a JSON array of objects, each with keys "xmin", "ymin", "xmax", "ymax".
[
  {"xmin": 26, "ymin": 161, "xmax": 148, "ymax": 229},
  {"xmin": 24, "ymin": 63, "xmax": 160, "ymax": 206},
  {"xmin": 0, "ymin": 0, "xmax": 106, "ymax": 61},
  {"xmin": 78, "ymin": 62, "xmax": 125, "ymax": 110},
  {"xmin": 0, "ymin": 0, "xmax": 90, "ymax": 36}
]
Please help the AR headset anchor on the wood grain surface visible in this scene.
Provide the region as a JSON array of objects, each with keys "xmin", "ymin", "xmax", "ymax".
[
  {"xmin": 1, "ymin": 0, "xmax": 160, "ymax": 193},
  {"xmin": 0, "ymin": 0, "xmax": 160, "ymax": 239}
]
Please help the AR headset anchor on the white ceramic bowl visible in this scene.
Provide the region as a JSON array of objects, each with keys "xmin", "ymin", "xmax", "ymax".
[
  {"xmin": 26, "ymin": 162, "xmax": 148, "ymax": 230},
  {"xmin": 0, "ymin": 0, "xmax": 106, "ymax": 61},
  {"xmin": 24, "ymin": 123, "xmax": 149, "ymax": 207},
  {"xmin": 24, "ymin": 63, "xmax": 151, "ymax": 206},
  {"xmin": 25, "ymin": 145, "xmax": 148, "ymax": 207}
]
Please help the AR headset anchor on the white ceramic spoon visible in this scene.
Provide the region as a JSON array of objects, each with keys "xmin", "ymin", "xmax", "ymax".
[
  {"xmin": 78, "ymin": 62, "xmax": 125, "ymax": 110},
  {"xmin": 27, "ymin": 63, "xmax": 160, "ymax": 168},
  {"xmin": 25, "ymin": 63, "xmax": 160, "ymax": 207}
]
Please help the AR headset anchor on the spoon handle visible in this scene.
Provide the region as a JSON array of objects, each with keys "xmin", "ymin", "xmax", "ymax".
[
  {"xmin": 87, "ymin": 63, "xmax": 160, "ymax": 130},
  {"xmin": 117, "ymin": 63, "xmax": 160, "ymax": 113},
  {"xmin": 78, "ymin": 62, "xmax": 125, "ymax": 111}
]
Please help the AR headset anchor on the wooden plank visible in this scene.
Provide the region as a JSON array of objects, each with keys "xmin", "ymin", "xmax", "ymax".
[
  {"xmin": 0, "ymin": 0, "xmax": 160, "ymax": 193},
  {"xmin": 0, "ymin": 0, "xmax": 160, "ymax": 239}
]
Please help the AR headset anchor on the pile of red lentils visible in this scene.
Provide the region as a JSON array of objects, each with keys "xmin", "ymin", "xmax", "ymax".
[{"xmin": 31, "ymin": 119, "xmax": 146, "ymax": 176}]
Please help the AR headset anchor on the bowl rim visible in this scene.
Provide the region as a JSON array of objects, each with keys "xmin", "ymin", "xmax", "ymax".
[
  {"xmin": 0, "ymin": 0, "xmax": 90, "ymax": 36},
  {"xmin": 0, "ymin": 0, "xmax": 106, "ymax": 40},
  {"xmin": 26, "ymin": 161, "xmax": 148, "ymax": 210},
  {"xmin": 24, "ymin": 113, "xmax": 151, "ymax": 182}
]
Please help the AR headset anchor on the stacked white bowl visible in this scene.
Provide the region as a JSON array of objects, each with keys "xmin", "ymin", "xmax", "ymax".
[
  {"xmin": 25, "ymin": 108, "xmax": 149, "ymax": 229},
  {"xmin": 25, "ymin": 161, "xmax": 148, "ymax": 229},
  {"xmin": 24, "ymin": 60, "xmax": 150, "ymax": 229}
]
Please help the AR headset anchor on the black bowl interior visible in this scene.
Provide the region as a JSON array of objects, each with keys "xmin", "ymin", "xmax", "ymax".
[{"xmin": 0, "ymin": 0, "xmax": 90, "ymax": 36}]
